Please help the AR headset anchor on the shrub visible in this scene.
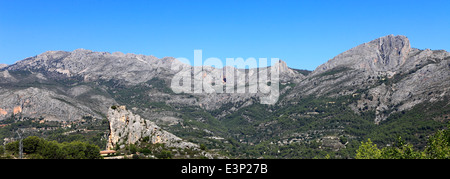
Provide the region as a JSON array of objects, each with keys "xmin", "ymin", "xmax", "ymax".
[{"xmin": 156, "ymin": 150, "xmax": 172, "ymax": 159}]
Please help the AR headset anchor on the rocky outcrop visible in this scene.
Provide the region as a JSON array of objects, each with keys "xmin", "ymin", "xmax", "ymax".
[
  {"xmin": 3, "ymin": 48, "xmax": 304, "ymax": 113},
  {"xmin": 1, "ymin": 35, "xmax": 447, "ymax": 126},
  {"xmin": 6, "ymin": 49, "xmax": 179, "ymax": 85},
  {"xmin": 0, "ymin": 87, "xmax": 111, "ymax": 121},
  {"xmin": 287, "ymin": 35, "xmax": 450, "ymax": 123},
  {"xmin": 106, "ymin": 106, "xmax": 198, "ymax": 150},
  {"xmin": 312, "ymin": 35, "xmax": 411, "ymax": 75}
]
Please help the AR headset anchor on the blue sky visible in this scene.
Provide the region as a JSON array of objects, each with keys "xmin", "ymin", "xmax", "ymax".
[{"xmin": 0, "ymin": 0, "xmax": 449, "ymax": 70}]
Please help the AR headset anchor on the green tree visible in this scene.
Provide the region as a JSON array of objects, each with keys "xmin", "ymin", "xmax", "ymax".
[
  {"xmin": 129, "ymin": 144, "xmax": 137, "ymax": 154},
  {"xmin": 200, "ymin": 144, "xmax": 207, "ymax": 151},
  {"xmin": 0, "ymin": 145, "xmax": 4, "ymax": 155},
  {"xmin": 37, "ymin": 140, "xmax": 65, "ymax": 159},
  {"xmin": 5, "ymin": 141, "xmax": 19, "ymax": 154},
  {"xmin": 62, "ymin": 142, "xmax": 84, "ymax": 159},
  {"xmin": 23, "ymin": 136, "xmax": 43, "ymax": 154},
  {"xmin": 380, "ymin": 137, "xmax": 422, "ymax": 159},
  {"xmin": 355, "ymin": 139, "xmax": 382, "ymax": 159},
  {"xmin": 156, "ymin": 150, "xmax": 173, "ymax": 159},
  {"xmin": 84, "ymin": 143, "xmax": 101, "ymax": 159},
  {"xmin": 423, "ymin": 129, "xmax": 450, "ymax": 159}
]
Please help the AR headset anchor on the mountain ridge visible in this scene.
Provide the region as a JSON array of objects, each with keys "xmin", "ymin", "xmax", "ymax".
[
  {"xmin": 286, "ymin": 34, "xmax": 449, "ymax": 123},
  {"xmin": 0, "ymin": 35, "xmax": 449, "ymax": 158},
  {"xmin": 1, "ymin": 34, "xmax": 448, "ymax": 123}
]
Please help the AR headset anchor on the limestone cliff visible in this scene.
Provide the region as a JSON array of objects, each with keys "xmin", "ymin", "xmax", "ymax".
[
  {"xmin": 286, "ymin": 35, "xmax": 450, "ymax": 123},
  {"xmin": 106, "ymin": 106, "xmax": 198, "ymax": 150},
  {"xmin": 0, "ymin": 87, "xmax": 110, "ymax": 121}
]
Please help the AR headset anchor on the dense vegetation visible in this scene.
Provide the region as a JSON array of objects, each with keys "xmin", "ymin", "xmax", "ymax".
[
  {"xmin": 0, "ymin": 136, "xmax": 101, "ymax": 159},
  {"xmin": 110, "ymin": 136, "xmax": 212, "ymax": 159},
  {"xmin": 160, "ymin": 90, "xmax": 448, "ymax": 158},
  {"xmin": 0, "ymin": 115, "xmax": 108, "ymax": 148},
  {"xmin": 356, "ymin": 126, "xmax": 450, "ymax": 159}
]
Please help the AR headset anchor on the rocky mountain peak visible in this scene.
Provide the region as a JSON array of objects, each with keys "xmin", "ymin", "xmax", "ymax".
[
  {"xmin": 275, "ymin": 59, "xmax": 289, "ymax": 72},
  {"xmin": 72, "ymin": 48, "xmax": 93, "ymax": 54},
  {"xmin": 370, "ymin": 34, "xmax": 411, "ymax": 67},
  {"xmin": 312, "ymin": 35, "xmax": 412, "ymax": 75},
  {"xmin": 0, "ymin": 64, "xmax": 7, "ymax": 69},
  {"xmin": 291, "ymin": 34, "xmax": 449, "ymax": 123}
]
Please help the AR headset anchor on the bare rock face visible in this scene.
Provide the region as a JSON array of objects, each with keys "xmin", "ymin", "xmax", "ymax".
[
  {"xmin": 1, "ymin": 35, "xmax": 447, "ymax": 126},
  {"xmin": 0, "ymin": 70, "xmax": 16, "ymax": 82},
  {"xmin": 287, "ymin": 35, "xmax": 450, "ymax": 123},
  {"xmin": 6, "ymin": 49, "xmax": 184, "ymax": 85},
  {"xmin": 0, "ymin": 87, "xmax": 111, "ymax": 121},
  {"xmin": 106, "ymin": 106, "xmax": 198, "ymax": 150},
  {"xmin": 312, "ymin": 34, "xmax": 411, "ymax": 75},
  {"xmin": 3, "ymin": 49, "xmax": 304, "ymax": 113},
  {"xmin": 275, "ymin": 60, "xmax": 305, "ymax": 83}
]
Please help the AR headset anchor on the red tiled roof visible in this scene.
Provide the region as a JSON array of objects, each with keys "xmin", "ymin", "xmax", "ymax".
[{"xmin": 100, "ymin": 150, "xmax": 116, "ymax": 154}]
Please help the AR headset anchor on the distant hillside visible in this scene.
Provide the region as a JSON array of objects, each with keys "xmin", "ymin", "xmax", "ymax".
[{"xmin": 0, "ymin": 35, "xmax": 448, "ymax": 158}]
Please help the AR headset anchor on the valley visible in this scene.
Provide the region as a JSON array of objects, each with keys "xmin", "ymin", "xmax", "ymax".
[{"xmin": 0, "ymin": 35, "xmax": 449, "ymax": 159}]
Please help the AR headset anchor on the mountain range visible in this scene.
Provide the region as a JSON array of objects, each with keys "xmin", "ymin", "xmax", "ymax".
[{"xmin": 0, "ymin": 35, "xmax": 449, "ymax": 158}]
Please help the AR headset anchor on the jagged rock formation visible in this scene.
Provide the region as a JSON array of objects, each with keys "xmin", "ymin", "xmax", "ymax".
[
  {"xmin": 6, "ymin": 49, "xmax": 180, "ymax": 85},
  {"xmin": 0, "ymin": 35, "xmax": 448, "ymax": 124},
  {"xmin": 287, "ymin": 35, "xmax": 450, "ymax": 123},
  {"xmin": 0, "ymin": 87, "xmax": 112, "ymax": 121},
  {"xmin": 0, "ymin": 35, "xmax": 448, "ymax": 158},
  {"xmin": 312, "ymin": 35, "xmax": 412, "ymax": 74},
  {"xmin": 0, "ymin": 49, "xmax": 304, "ymax": 120},
  {"xmin": 106, "ymin": 106, "xmax": 198, "ymax": 150}
]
